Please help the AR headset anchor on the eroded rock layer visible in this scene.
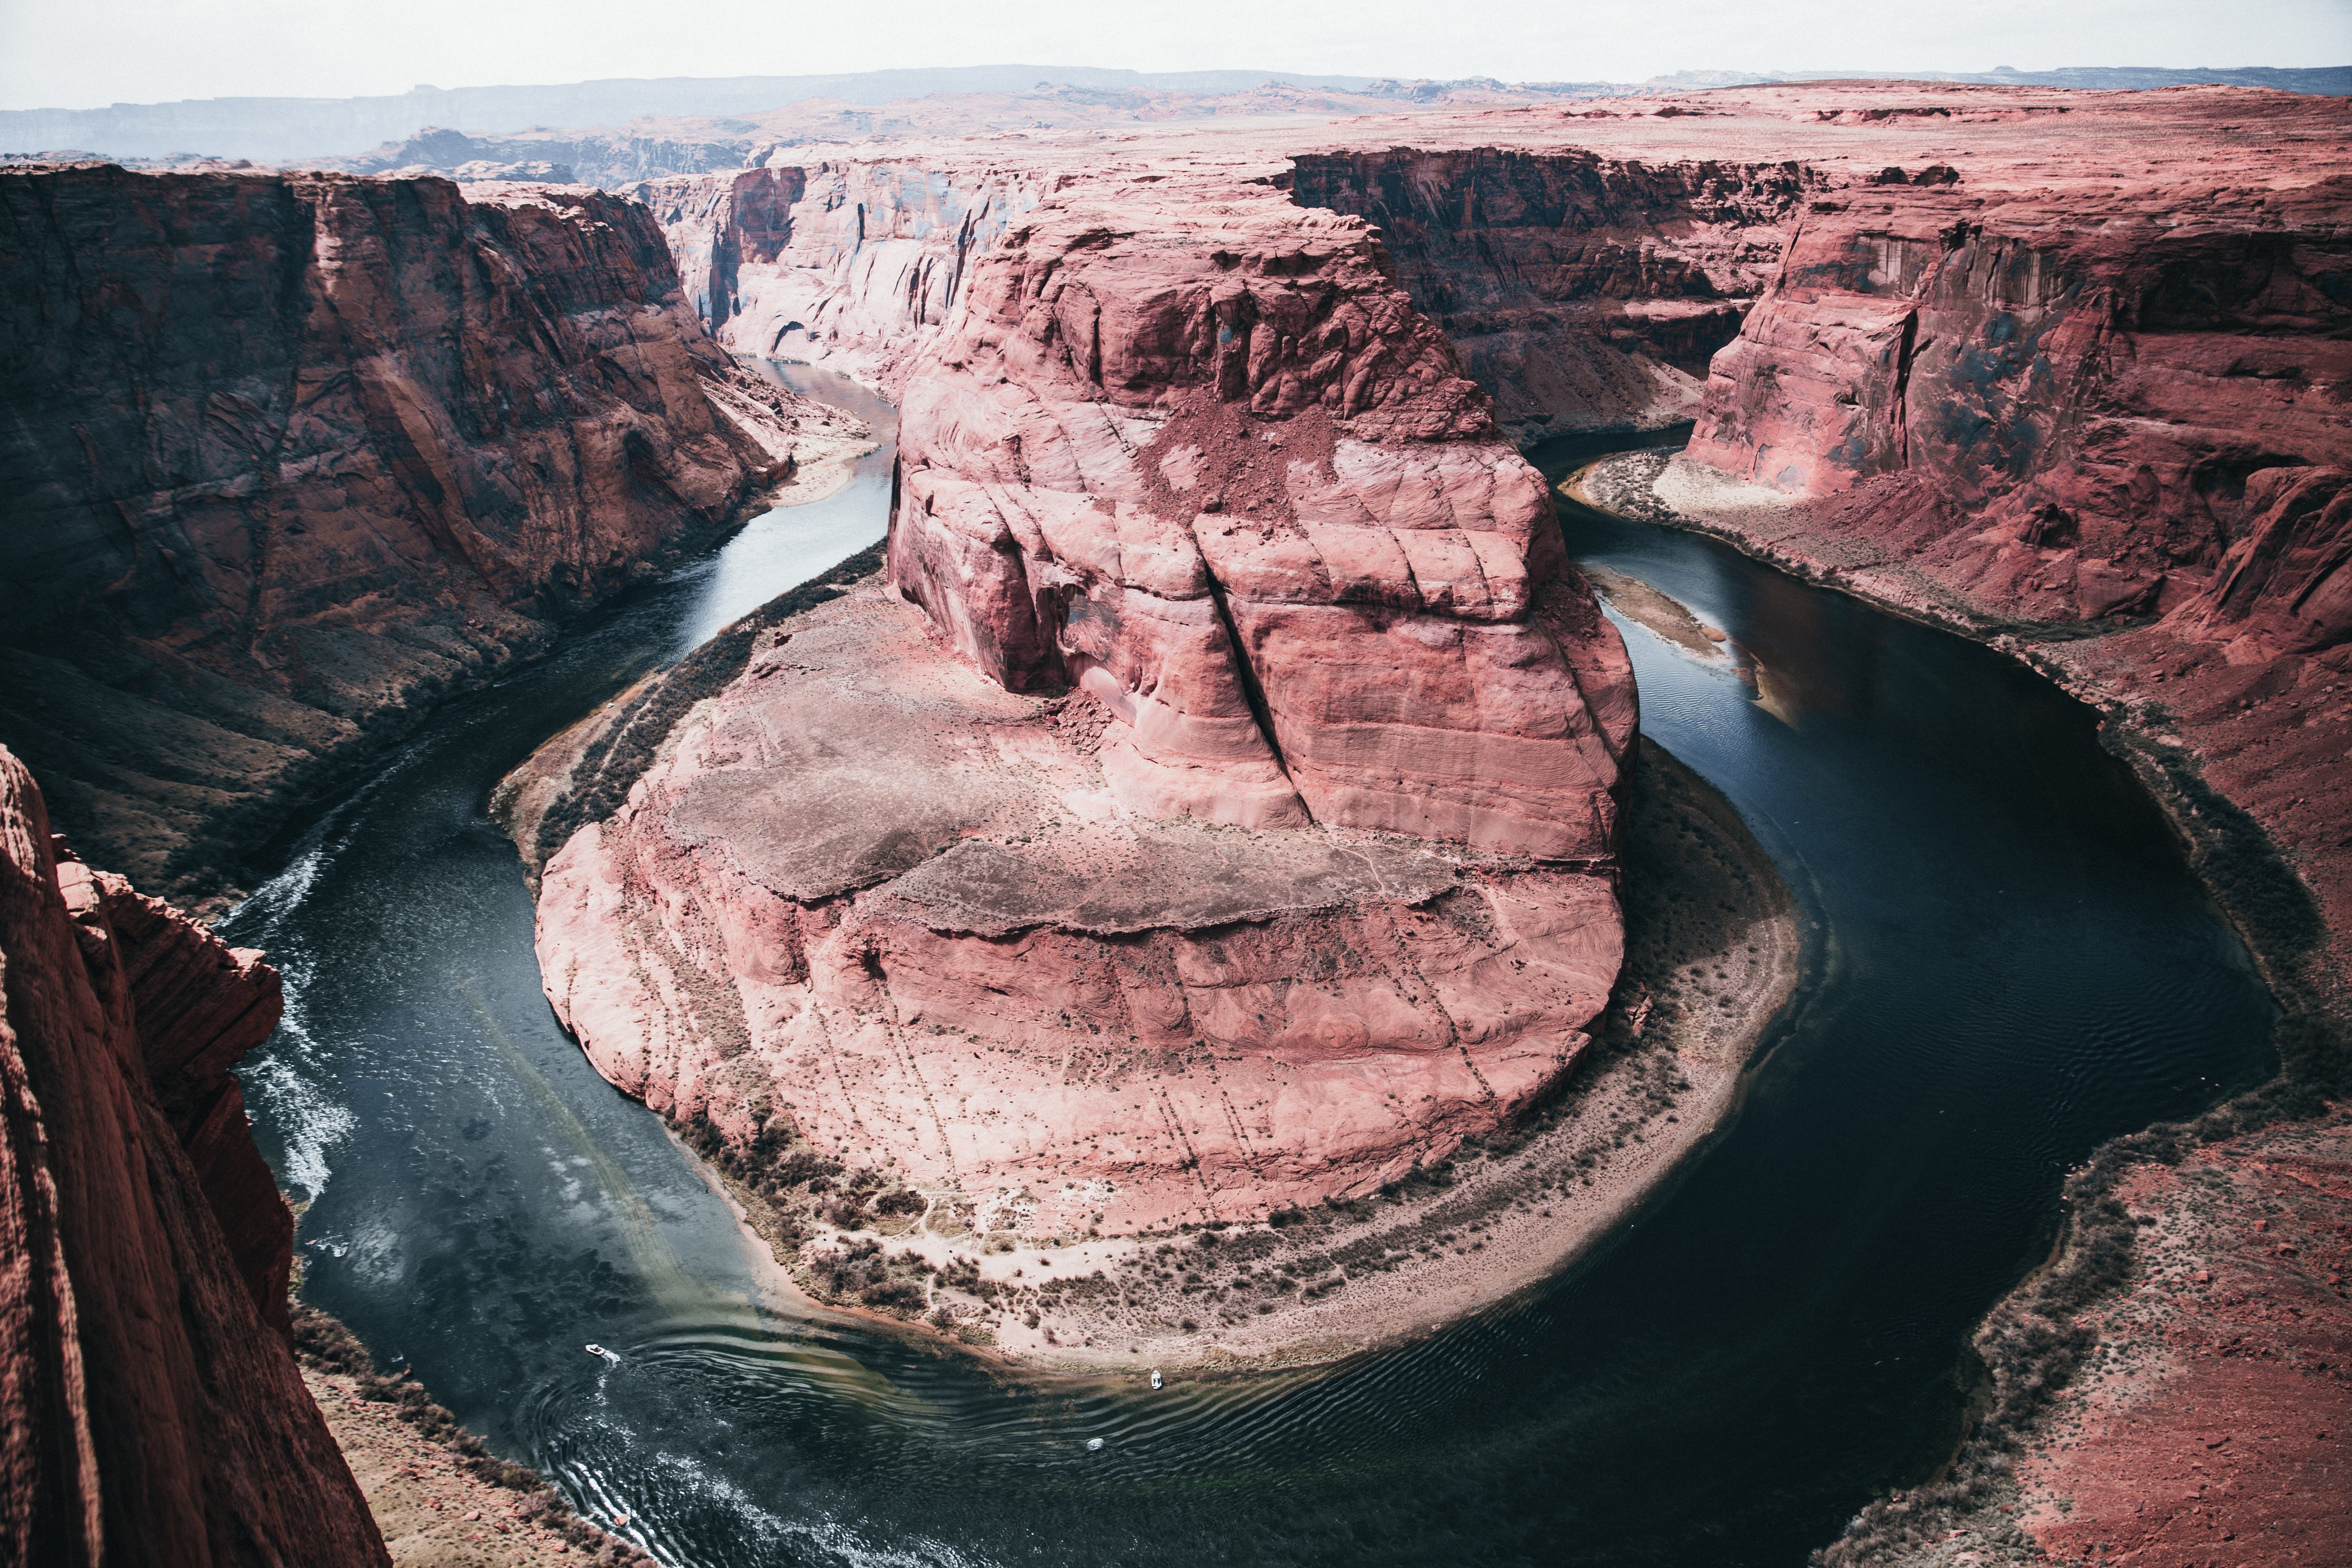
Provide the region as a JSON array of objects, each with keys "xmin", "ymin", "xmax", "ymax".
[
  {"xmin": 530, "ymin": 165, "xmax": 1637, "ymax": 1230},
  {"xmin": 537, "ymin": 585, "xmax": 1623, "ymax": 1232},
  {"xmin": 0, "ymin": 744, "xmax": 386, "ymax": 1566},
  {"xmin": 0, "ymin": 163, "xmax": 834, "ymax": 898},
  {"xmin": 1289, "ymin": 148, "xmax": 1804, "ymax": 439},
  {"xmin": 1683, "ymin": 148, "xmax": 2352, "ymax": 635}
]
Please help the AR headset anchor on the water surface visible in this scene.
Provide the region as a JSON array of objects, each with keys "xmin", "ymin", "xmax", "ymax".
[{"xmin": 231, "ymin": 412, "xmax": 2273, "ymax": 1567}]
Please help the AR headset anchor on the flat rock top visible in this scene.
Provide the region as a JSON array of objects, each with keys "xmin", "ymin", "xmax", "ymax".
[
  {"xmin": 666, "ymin": 584, "xmax": 1468, "ymax": 933},
  {"xmin": 671, "ymin": 81, "xmax": 2349, "ymax": 220}
]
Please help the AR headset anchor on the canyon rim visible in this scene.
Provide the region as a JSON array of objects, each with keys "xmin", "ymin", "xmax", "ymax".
[{"xmin": 1, "ymin": 59, "xmax": 2347, "ymax": 1568}]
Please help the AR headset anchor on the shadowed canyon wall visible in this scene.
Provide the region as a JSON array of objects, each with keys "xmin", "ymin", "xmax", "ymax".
[
  {"xmin": 0, "ymin": 164, "xmax": 820, "ymax": 899},
  {"xmin": 1289, "ymin": 147, "xmax": 1807, "ymax": 440},
  {"xmin": 0, "ymin": 745, "xmax": 387, "ymax": 1567}
]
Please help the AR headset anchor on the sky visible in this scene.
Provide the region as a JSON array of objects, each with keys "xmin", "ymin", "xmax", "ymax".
[{"xmin": 3, "ymin": 0, "xmax": 2348, "ymax": 111}]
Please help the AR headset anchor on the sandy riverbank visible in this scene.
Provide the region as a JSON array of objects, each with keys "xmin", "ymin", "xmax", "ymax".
[
  {"xmin": 289, "ymin": 1302, "xmax": 652, "ymax": 1567},
  {"xmin": 677, "ymin": 733, "xmax": 1801, "ymax": 1373}
]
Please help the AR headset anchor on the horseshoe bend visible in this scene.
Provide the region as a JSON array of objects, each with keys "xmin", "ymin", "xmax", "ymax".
[
  {"xmin": 499, "ymin": 158, "xmax": 1705, "ymax": 1361},
  {"xmin": 3, "ymin": 60, "xmax": 2350, "ymax": 1568}
]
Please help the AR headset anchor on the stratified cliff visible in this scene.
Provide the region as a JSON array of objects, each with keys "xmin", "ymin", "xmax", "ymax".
[
  {"xmin": 1290, "ymin": 148, "xmax": 1805, "ymax": 440},
  {"xmin": 1637, "ymin": 88, "xmax": 2352, "ymax": 982},
  {"xmin": 0, "ymin": 744, "xmax": 386, "ymax": 1566},
  {"xmin": 626, "ymin": 160, "xmax": 1043, "ymax": 386},
  {"xmin": 522, "ymin": 163, "xmax": 1636, "ymax": 1242},
  {"xmin": 1682, "ymin": 153, "xmax": 2352, "ymax": 632},
  {"xmin": 0, "ymin": 163, "xmax": 832, "ymax": 900}
]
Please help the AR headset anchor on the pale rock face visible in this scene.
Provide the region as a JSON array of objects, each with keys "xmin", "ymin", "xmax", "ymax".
[{"xmin": 628, "ymin": 161, "xmax": 1048, "ymax": 387}]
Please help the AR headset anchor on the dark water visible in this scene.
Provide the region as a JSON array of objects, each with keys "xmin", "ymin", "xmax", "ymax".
[{"xmin": 229, "ymin": 406, "xmax": 2274, "ymax": 1568}]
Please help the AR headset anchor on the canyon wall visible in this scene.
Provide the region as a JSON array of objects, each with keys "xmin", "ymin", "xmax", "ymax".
[
  {"xmin": 0, "ymin": 744, "xmax": 387, "ymax": 1566},
  {"xmin": 0, "ymin": 163, "xmax": 829, "ymax": 900},
  {"xmin": 1290, "ymin": 147, "xmax": 1807, "ymax": 440},
  {"xmin": 526, "ymin": 163, "xmax": 1638, "ymax": 1234},
  {"xmin": 626, "ymin": 160, "xmax": 1046, "ymax": 390},
  {"xmin": 1681, "ymin": 153, "xmax": 2352, "ymax": 637}
]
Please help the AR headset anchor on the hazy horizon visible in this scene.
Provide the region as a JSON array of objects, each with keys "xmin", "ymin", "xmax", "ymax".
[{"xmin": 3, "ymin": 0, "xmax": 2347, "ymax": 113}]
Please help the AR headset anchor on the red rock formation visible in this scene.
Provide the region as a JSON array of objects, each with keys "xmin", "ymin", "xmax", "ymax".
[
  {"xmin": 527, "ymin": 161, "xmax": 1637, "ymax": 1233},
  {"xmin": 0, "ymin": 163, "xmax": 830, "ymax": 899},
  {"xmin": 2006, "ymin": 1115, "xmax": 2352, "ymax": 1568},
  {"xmin": 0, "ymin": 744, "xmax": 387, "ymax": 1565},
  {"xmin": 1290, "ymin": 148, "xmax": 1806, "ymax": 439},
  {"xmin": 1684, "ymin": 150, "xmax": 2352, "ymax": 631},
  {"xmin": 891, "ymin": 176, "xmax": 1634, "ymax": 852},
  {"xmin": 535, "ymin": 586, "xmax": 1626, "ymax": 1234}
]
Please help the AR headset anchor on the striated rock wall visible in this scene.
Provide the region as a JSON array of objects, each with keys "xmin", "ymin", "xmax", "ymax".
[
  {"xmin": 888, "ymin": 169, "xmax": 1635, "ymax": 852},
  {"xmin": 525, "ymin": 162, "xmax": 1638, "ymax": 1235},
  {"xmin": 627, "ymin": 160, "xmax": 1045, "ymax": 389},
  {"xmin": 1682, "ymin": 142, "xmax": 2352, "ymax": 635},
  {"xmin": 0, "ymin": 163, "xmax": 824, "ymax": 899},
  {"xmin": 1289, "ymin": 147, "xmax": 1806, "ymax": 440},
  {"xmin": 0, "ymin": 744, "xmax": 386, "ymax": 1565}
]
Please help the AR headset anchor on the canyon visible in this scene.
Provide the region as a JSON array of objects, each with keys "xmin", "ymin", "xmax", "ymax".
[
  {"xmin": 511, "ymin": 72, "xmax": 2352, "ymax": 1526},
  {"xmin": 0, "ymin": 163, "xmax": 860, "ymax": 904},
  {"xmin": 0, "ymin": 71, "xmax": 2346, "ymax": 1562},
  {"xmin": 517, "ymin": 157, "xmax": 1645, "ymax": 1252}
]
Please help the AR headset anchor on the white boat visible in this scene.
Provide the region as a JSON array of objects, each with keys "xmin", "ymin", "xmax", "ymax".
[
  {"xmin": 585, "ymin": 1343, "xmax": 614, "ymax": 1360},
  {"xmin": 1149, "ymin": 1369, "xmax": 1164, "ymax": 1390}
]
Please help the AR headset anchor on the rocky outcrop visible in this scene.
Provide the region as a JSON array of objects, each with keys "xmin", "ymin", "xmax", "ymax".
[
  {"xmin": 2002, "ymin": 1115, "xmax": 2352, "ymax": 1568},
  {"xmin": 524, "ymin": 165, "xmax": 1637, "ymax": 1236},
  {"xmin": 0, "ymin": 744, "xmax": 386, "ymax": 1565},
  {"xmin": 0, "ymin": 163, "xmax": 835, "ymax": 899},
  {"xmin": 1290, "ymin": 148, "xmax": 1807, "ymax": 440}
]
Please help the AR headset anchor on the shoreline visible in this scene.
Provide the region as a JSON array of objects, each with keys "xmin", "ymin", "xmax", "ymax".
[
  {"xmin": 199, "ymin": 406, "xmax": 874, "ymax": 926},
  {"xmin": 644, "ymin": 735, "xmax": 1801, "ymax": 1375},
  {"xmin": 1568, "ymin": 448, "xmax": 2352, "ymax": 1568},
  {"xmin": 290, "ymin": 1299, "xmax": 656, "ymax": 1567},
  {"xmin": 1569, "ymin": 447, "xmax": 2345, "ymax": 1028}
]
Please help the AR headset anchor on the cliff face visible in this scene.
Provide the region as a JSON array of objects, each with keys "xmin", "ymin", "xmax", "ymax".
[
  {"xmin": 1290, "ymin": 148, "xmax": 1806, "ymax": 440},
  {"xmin": 1681, "ymin": 143, "xmax": 2352, "ymax": 634},
  {"xmin": 0, "ymin": 163, "xmax": 818, "ymax": 899},
  {"xmin": 0, "ymin": 744, "xmax": 386, "ymax": 1566},
  {"xmin": 627, "ymin": 160, "xmax": 1044, "ymax": 389},
  {"xmin": 525, "ymin": 164, "xmax": 1636, "ymax": 1234}
]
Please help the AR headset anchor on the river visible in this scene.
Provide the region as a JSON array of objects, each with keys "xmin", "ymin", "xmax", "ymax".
[{"xmin": 226, "ymin": 385, "xmax": 2274, "ymax": 1568}]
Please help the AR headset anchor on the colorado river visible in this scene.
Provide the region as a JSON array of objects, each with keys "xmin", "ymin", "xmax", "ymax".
[{"xmin": 228, "ymin": 391, "xmax": 2274, "ymax": 1567}]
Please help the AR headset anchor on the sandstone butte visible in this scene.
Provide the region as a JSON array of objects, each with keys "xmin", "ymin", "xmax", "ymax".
[
  {"xmin": 532, "ymin": 160, "xmax": 1643, "ymax": 1237},
  {"xmin": 0, "ymin": 164, "xmax": 858, "ymax": 903},
  {"xmin": 0, "ymin": 743, "xmax": 389, "ymax": 1565}
]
